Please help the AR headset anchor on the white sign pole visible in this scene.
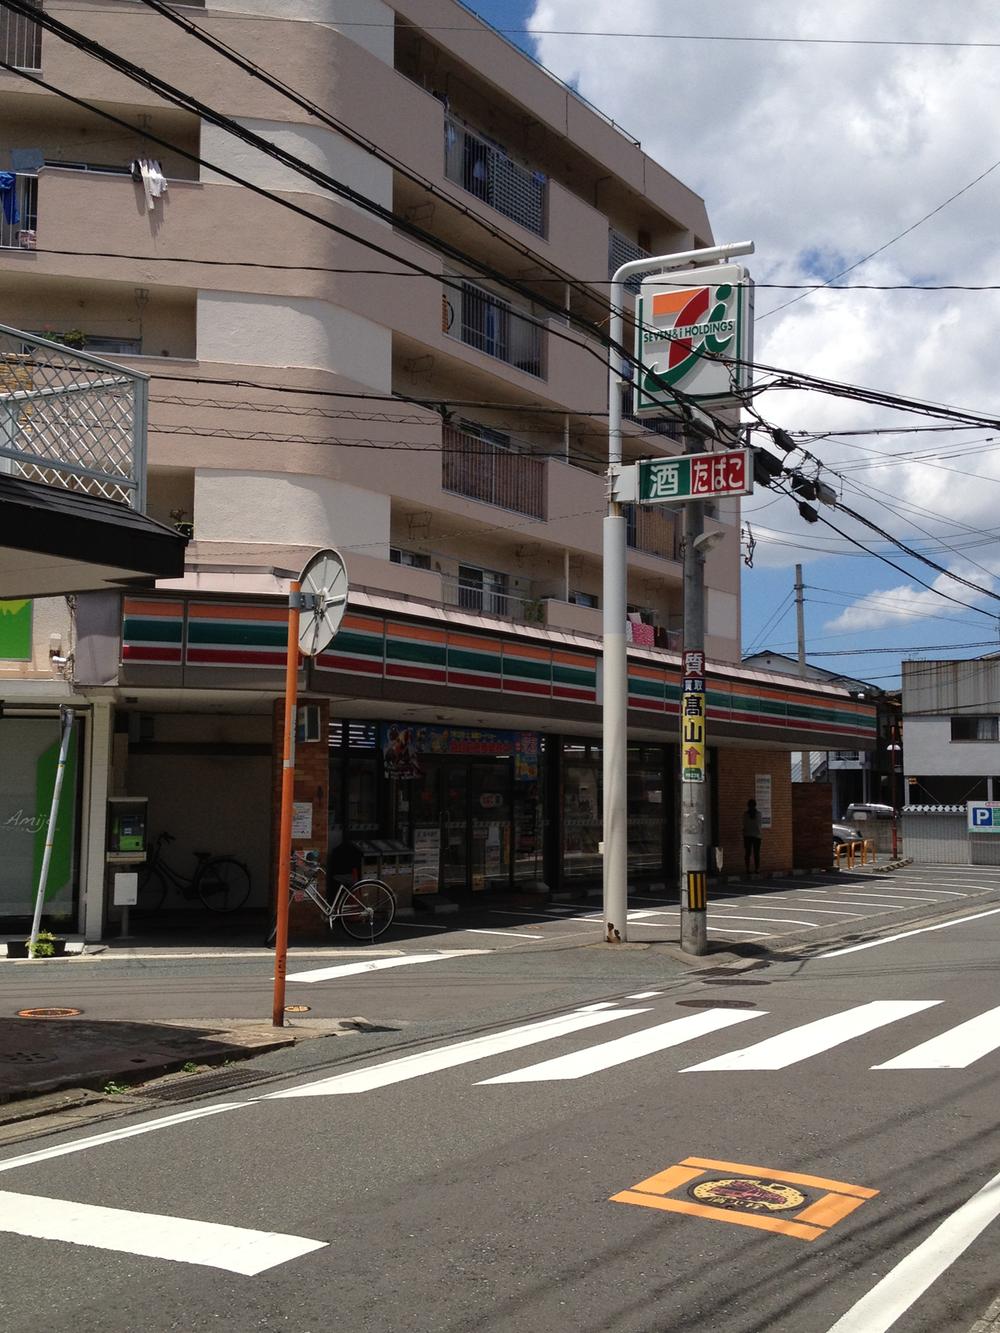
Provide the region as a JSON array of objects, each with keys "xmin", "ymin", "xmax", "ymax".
[{"xmin": 604, "ymin": 242, "xmax": 753, "ymax": 954}]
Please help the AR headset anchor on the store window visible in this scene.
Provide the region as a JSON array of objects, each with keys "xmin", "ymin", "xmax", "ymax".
[
  {"xmin": 0, "ymin": 717, "xmax": 80, "ymax": 923},
  {"xmin": 628, "ymin": 744, "xmax": 667, "ymax": 877},
  {"xmin": 562, "ymin": 741, "xmax": 602, "ymax": 881}
]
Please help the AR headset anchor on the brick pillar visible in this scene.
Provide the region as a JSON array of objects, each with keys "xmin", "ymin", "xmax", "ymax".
[
  {"xmin": 271, "ymin": 697, "xmax": 330, "ymax": 938},
  {"xmin": 715, "ymin": 749, "xmax": 793, "ymax": 874}
]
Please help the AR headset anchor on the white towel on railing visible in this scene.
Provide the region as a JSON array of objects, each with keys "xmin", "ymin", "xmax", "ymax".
[{"xmin": 131, "ymin": 158, "xmax": 168, "ymax": 211}]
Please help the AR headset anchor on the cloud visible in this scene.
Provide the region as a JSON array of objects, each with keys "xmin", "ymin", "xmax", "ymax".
[{"xmin": 528, "ymin": 1, "xmax": 1000, "ymax": 580}]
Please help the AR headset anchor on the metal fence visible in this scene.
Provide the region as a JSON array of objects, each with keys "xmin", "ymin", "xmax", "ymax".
[
  {"xmin": 441, "ymin": 425, "xmax": 545, "ymax": 518},
  {"xmin": 901, "ymin": 806, "xmax": 976, "ymax": 864},
  {"xmin": 0, "ymin": 174, "xmax": 38, "ymax": 250},
  {"xmin": 0, "ymin": 0, "xmax": 41, "ymax": 70},
  {"xmin": 624, "ymin": 502, "xmax": 679, "ymax": 561},
  {"xmin": 0, "ymin": 324, "xmax": 148, "ymax": 509},
  {"xmin": 444, "ymin": 117, "xmax": 547, "ymax": 237},
  {"xmin": 443, "ymin": 279, "xmax": 545, "ymax": 378},
  {"xmin": 609, "ymin": 228, "xmax": 649, "ymax": 293}
]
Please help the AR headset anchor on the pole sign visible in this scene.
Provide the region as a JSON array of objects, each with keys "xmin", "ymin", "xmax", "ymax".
[
  {"xmin": 968, "ymin": 801, "xmax": 1000, "ymax": 831},
  {"xmin": 638, "ymin": 449, "xmax": 752, "ymax": 504},
  {"xmin": 634, "ymin": 263, "xmax": 753, "ymax": 416},
  {"xmin": 681, "ymin": 649, "xmax": 706, "ymax": 784}
]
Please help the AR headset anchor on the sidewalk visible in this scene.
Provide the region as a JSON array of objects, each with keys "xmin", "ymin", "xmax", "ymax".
[{"xmin": 0, "ymin": 1012, "xmax": 351, "ymax": 1107}]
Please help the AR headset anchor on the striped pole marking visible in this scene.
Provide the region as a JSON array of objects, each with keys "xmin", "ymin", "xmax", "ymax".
[{"xmin": 687, "ymin": 872, "xmax": 707, "ymax": 911}]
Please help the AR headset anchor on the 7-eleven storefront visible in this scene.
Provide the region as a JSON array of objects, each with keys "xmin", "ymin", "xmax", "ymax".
[{"xmin": 68, "ymin": 590, "xmax": 876, "ymax": 935}]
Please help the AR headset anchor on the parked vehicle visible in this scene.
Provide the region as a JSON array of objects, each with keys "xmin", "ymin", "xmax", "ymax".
[
  {"xmin": 833, "ymin": 821, "xmax": 862, "ymax": 848},
  {"xmin": 844, "ymin": 802, "xmax": 894, "ymax": 823}
]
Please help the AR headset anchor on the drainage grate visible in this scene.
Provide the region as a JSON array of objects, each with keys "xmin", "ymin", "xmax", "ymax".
[
  {"xmin": 677, "ymin": 998, "xmax": 760, "ymax": 1010},
  {"xmin": 700, "ymin": 978, "xmax": 771, "ymax": 986},
  {"xmin": 131, "ymin": 1065, "xmax": 277, "ymax": 1102}
]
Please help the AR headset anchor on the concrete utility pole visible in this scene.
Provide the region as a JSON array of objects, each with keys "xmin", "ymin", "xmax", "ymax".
[
  {"xmin": 679, "ymin": 440, "xmax": 708, "ymax": 954},
  {"xmin": 603, "ymin": 241, "xmax": 754, "ymax": 948},
  {"xmin": 795, "ymin": 563, "xmax": 811, "ymax": 783}
]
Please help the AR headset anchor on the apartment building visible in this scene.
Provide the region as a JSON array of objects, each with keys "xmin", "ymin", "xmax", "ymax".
[{"xmin": 0, "ymin": 0, "xmax": 874, "ymax": 938}]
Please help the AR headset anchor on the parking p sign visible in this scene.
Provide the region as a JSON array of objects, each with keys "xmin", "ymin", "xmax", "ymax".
[{"xmin": 967, "ymin": 801, "xmax": 1000, "ymax": 831}]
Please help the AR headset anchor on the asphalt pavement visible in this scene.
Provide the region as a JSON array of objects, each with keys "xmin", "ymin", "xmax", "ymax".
[{"xmin": 2, "ymin": 864, "xmax": 1000, "ymax": 1330}]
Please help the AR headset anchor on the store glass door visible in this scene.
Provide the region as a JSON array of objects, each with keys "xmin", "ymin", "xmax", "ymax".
[{"xmin": 468, "ymin": 761, "xmax": 512, "ymax": 892}]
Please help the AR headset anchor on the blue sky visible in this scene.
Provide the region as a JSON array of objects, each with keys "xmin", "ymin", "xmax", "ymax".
[{"xmin": 465, "ymin": 2, "xmax": 1000, "ymax": 688}]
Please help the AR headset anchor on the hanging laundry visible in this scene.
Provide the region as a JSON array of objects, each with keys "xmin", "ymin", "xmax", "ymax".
[
  {"xmin": 129, "ymin": 158, "xmax": 168, "ymax": 211},
  {"xmin": 0, "ymin": 173, "xmax": 19, "ymax": 226},
  {"xmin": 10, "ymin": 148, "xmax": 44, "ymax": 173}
]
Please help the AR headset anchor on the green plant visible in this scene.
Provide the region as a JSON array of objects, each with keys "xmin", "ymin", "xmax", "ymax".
[
  {"xmin": 181, "ymin": 1061, "xmax": 199, "ymax": 1074},
  {"xmin": 27, "ymin": 930, "xmax": 58, "ymax": 959},
  {"xmin": 103, "ymin": 1080, "xmax": 129, "ymax": 1095},
  {"xmin": 522, "ymin": 597, "xmax": 546, "ymax": 625}
]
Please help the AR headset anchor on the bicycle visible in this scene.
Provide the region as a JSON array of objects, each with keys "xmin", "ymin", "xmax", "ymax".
[
  {"xmin": 265, "ymin": 851, "xmax": 396, "ymax": 945},
  {"xmin": 137, "ymin": 831, "xmax": 253, "ymax": 914}
]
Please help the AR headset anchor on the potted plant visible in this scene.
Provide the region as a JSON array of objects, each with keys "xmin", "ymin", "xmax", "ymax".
[{"xmin": 6, "ymin": 930, "xmax": 67, "ymax": 959}]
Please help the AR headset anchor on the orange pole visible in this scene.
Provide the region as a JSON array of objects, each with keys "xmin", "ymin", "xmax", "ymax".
[{"xmin": 272, "ymin": 580, "xmax": 301, "ymax": 1027}]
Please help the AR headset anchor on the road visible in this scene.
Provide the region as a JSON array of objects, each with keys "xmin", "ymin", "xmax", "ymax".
[{"xmin": 2, "ymin": 865, "xmax": 1000, "ymax": 1331}]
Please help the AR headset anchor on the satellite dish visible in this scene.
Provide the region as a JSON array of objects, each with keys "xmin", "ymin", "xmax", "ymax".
[{"xmin": 297, "ymin": 548, "xmax": 348, "ymax": 657}]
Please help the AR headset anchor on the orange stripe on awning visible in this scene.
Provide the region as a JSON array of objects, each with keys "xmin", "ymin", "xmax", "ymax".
[
  {"xmin": 552, "ymin": 650, "xmax": 596, "ymax": 667},
  {"xmin": 123, "ymin": 598, "xmax": 183, "ymax": 617},
  {"xmin": 504, "ymin": 642, "xmax": 550, "ymax": 662},
  {"xmin": 448, "ymin": 632, "xmax": 501, "ymax": 652},
  {"xmin": 388, "ymin": 621, "xmax": 447, "ymax": 644},
  {"xmin": 188, "ymin": 602, "xmax": 287, "ymax": 622},
  {"xmin": 342, "ymin": 614, "xmax": 383, "ymax": 634}
]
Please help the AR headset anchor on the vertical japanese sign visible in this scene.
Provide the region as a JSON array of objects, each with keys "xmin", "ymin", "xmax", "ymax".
[
  {"xmin": 681, "ymin": 649, "xmax": 706, "ymax": 783},
  {"xmin": 755, "ymin": 773, "xmax": 773, "ymax": 830}
]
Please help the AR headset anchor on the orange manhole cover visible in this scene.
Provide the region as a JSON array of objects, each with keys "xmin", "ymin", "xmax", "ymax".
[
  {"xmin": 284, "ymin": 1004, "xmax": 311, "ymax": 1013},
  {"xmin": 17, "ymin": 1007, "xmax": 83, "ymax": 1018}
]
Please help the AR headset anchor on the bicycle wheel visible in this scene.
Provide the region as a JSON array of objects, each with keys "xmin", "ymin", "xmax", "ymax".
[
  {"xmin": 196, "ymin": 857, "xmax": 252, "ymax": 913},
  {"xmin": 135, "ymin": 865, "xmax": 167, "ymax": 914},
  {"xmin": 338, "ymin": 878, "xmax": 396, "ymax": 941}
]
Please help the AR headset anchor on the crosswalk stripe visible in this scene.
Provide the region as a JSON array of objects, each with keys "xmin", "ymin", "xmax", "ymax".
[
  {"xmin": 477, "ymin": 1008, "xmax": 765, "ymax": 1083},
  {"xmin": 266, "ymin": 1007, "xmax": 650, "ymax": 1097},
  {"xmin": 873, "ymin": 1004, "xmax": 1000, "ymax": 1069},
  {"xmin": 681, "ymin": 1001, "xmax": 940, "ymax": 1071},
  {"xmin": 285, "ymin": 950, "xmax": 486, "ymax": 983},
  {"xmin": 0, "ymin": 1190, "xmax": 326, "ymax": 1275}
]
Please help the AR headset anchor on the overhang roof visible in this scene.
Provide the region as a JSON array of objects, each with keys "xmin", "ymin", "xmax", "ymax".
[{"xmin": 0, "ymin": 473, "xmax": 187, "ymax": 598}]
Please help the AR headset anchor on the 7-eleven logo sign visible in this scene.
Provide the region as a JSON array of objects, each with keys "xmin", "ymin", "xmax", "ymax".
[{"xmin": 635, "ymin": 265, "xmax": 751, "ymax": 412}]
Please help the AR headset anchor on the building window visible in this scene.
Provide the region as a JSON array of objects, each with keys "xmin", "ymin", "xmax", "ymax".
[
  {"xmin": 569, "ymin": 591, "xmax": 598, "ymax": 609},
  {"xmin": 389, "ymin": 547, "xmax": 431, "ymax": 570},
  {"xmin": 458, "ymin": 564, "xmax": 508, "ymax": 615},
  {"xmin": 951, "ymin": 716, "xmax": 999, "ymax": 741}
]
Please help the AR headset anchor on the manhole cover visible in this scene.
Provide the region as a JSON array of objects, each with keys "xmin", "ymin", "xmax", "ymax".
[
  {"xmin": 285, "ymin": 1004, "xmax": 311, "ymax": 1013},
  {"xmin": 689, "ymin": 1176, "xmax": 807, "ymax": 1213},
  {"xmin": 676, "ymin": 998, "xmax": 760, "ymax": 1010},
  {"xmin": 17, "ymin": 1007, "xmax": 83, "ymax": 1018}
]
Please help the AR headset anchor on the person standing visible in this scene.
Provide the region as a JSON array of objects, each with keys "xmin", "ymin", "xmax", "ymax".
[{"xmin": 743, "ymin": 798, "xmax": 763, "ymax": 873}]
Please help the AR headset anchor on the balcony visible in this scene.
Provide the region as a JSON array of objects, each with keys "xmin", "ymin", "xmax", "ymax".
[
  {"xmin": 609, "ymin": 227, "xmax": 649, "ymax": 293},
  {"xmin": 442, "ymin": 424, "xmax": 545, "ymax": 519},
  {"xmin": 0, "ymin": 324, "xmax": 147, "ymax": 508},
  {"xmin": 443, "ymin": 279, "xmax": 545, "ymax": 379},
  {"xmin": 444, "ymin": 116, "xmax": 547, "ymax": 237},
  {"xmin": 0, "ymin": 0, "xmax": 41, "ymax": 71},
  {"xmin": 625, "ymin": 503, "xmax": 679, "ymax": 562},
  {"xmin": 0, "ymin": 174, "xmax": 37, "ymax": 250}
]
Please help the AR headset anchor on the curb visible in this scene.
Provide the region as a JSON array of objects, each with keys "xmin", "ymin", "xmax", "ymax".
[{"xmin": 969, "ymin": 1294, "xmax": 1000, "ymax": 1332}]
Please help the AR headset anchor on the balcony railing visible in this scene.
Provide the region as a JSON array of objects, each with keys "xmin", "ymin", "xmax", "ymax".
[
  {"xmin": 0, "ymin": 0, "xmax": 41, "ymax": 70},
  {"xmin": 609, "ymin": 228, "xmax": 649, "ymax": 293},
  {"xmin": 0, "ymin": 174, "xmax": 37, "ymax": 250},
  {"xmin": 624, "ymin": 503, "xmax": 679, "ymax": 561},
  {"xmin": 442, "ymin": 425, "xmax": 545, "ymax": 519},
  {"xmin": 443, "ymin": 279, "xmax": 545, "ymax": 378},
  {"xmin": 0, "ymin": 324, "xmax": 148, "ymax": 509},
  {"xmin": 444, "ymin": 116, "xmax": 547, "ymax": 237}
]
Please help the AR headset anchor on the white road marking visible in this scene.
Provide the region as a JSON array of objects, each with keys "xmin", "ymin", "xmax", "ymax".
[
  {"xmin": 626, "ymin": 991, "xmax": 664, "ymax": 999},
  {"xmin": 886, "ymin": 883, "xmax": 974, "ymax": 894},
  {"xmin": 707, "ymin": 927, "xmax": 771, "ymax": 935},
  {"xmin": 820, "ymin": 907, "xmax": 1000, "ymax": 957},
  {"xmin": 0, "ymin": 1190, "xmax": 325, "ymax": 1276},
  {"xmin": 804, "ymin": 890, "xmax": 943, "ymax": 903},
  {"xmin": 0, "ymin": 1104, "xmax": 253, "ymax": 1175},
  {"xmin": 682, "ymin": 1001, "xmax": 939, "ymax": 1071},
  {"xmin": 468, "ymin": 929, "xmax": 544, "ymax": 940},
  {"xmin": 285, "ymin": 950, "xmax": 487, "ymax": 982},
  {"xmin": 874, "ymin": 1004, "xmax": 1000, "ymax": 1069},
  {"xmin": 479, "ymin": 1008, "xmax": 765, "ymax": 1083},
  {"xmin": 267, "ymin": 1007, "xmax": 650, "ymax": 1097},
  {"xmin": 704, "ymin": 913, "xmax": 820, "ymax": 927},
  {"xmin": 825, "ymin": 1166, "xmax": 1000, "ymax": 1333}
]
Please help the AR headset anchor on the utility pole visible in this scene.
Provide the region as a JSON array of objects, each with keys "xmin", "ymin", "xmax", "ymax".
[
  {"xmin": 679, "ymin": 436, "xmax": 707, "ymax": 955},
  {"xmin": 794, "ymin": 563, "xmax": 811, "ymax": 782},
  {"xmin": 603, "ymin": 240, "xmax": 753, "ymax": 949}
]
